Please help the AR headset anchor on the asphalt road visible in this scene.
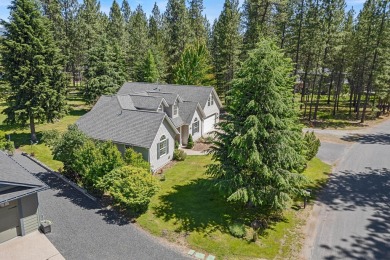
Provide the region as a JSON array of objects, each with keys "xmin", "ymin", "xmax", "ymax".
[
  {"xmin": 12, "ymin": 154, "xmax": 188, "ymax": 260},
  {"xmin": 310, "ymin": 119, "xmax": 390, "ymax": 260}
]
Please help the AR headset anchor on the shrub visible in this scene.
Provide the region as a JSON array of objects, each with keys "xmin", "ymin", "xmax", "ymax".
[
  {"xmin": 173, "ymin": 149, "xmax": 187, "ymax": 161},
  {"xmin": 304, "ymin": 131, "xmax": 321, "ymax": 160},
  {"xmin": 41, "ymin": 130, "xmax": 60, "ymax": 147},
  {"xmin": 228, "ymin": 222, "xmax": 247, "ymax": 238},
  {"xmin": 124, "ymin": 148, "xmax": 150, "ymax": 170},
  {"xmin": 174, "ymin": 141, "xmax": 180, "ymax": 149},
  {"xmin": 187, "ymin": 134, "xmax": 194, "ymax": 149},
  {"xmin": 106, "ymin": 166, "xmax": 159, "ymax": 214},
  {"xmin": 0, "ymin": 131, "xmax": 15, "ymax": 155},
  {"xmin": 52, "ymin": 124, "xmax": 88, "ymax": 173},
  {"xmin": 73, "ymin": 140, "xmax": 124, "ymax": 191}
]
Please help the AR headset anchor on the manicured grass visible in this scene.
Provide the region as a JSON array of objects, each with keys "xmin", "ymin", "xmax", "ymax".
[
  {"xmin": 138, "ymin": 155, "xmax": 331, "ymax": 259},
  {"xmin": 0, "ymin": 91, "xmax": 90, "ymax": 170}
]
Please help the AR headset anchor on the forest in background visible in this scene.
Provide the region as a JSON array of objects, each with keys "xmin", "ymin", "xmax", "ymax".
[{"xmin": 1, "ymin": 0, "xmax": 389, "ymax": 125}]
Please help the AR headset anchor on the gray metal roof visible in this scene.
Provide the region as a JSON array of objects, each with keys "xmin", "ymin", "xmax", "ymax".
[
  {"xmin": 77, "ymin": 96, "xmax": 178, "ymax": 148},
  {"xmin": 118, "ymin": 82, "xmax": 220, "ymax": 108},
  {"xmin": 0, "ymin": 152, "xmax": 47, "ymax": 203}
]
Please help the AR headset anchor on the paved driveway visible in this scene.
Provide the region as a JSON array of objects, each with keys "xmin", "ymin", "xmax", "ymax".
[
  {"xmin": 309, "ymin": 119, "xmax": 390, "ymax": 259},
  {"xmin": 12, "ymin": 154, "xmax": 188, "ymax": 260}
]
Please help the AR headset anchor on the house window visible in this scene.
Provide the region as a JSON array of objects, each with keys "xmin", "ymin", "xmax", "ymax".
[
  {"xmin": 208, "ymin": 95, "xmax": 214, "ymax": 106},
  {"xmin": 173, "ymin": 101, "xmax": 178, "ymax": 116},
  {"xmin": 158, "ymin": 135, "xmax": 168, "ymax": 159},
  {"xmin": 192, "ymin": 118, "xmax": 199, "ymax": 135},
  {"xmin": 158, "ymin": 104, "xmax": 163, "ymax": 112}
]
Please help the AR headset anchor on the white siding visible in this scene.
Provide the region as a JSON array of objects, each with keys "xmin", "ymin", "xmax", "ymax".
[
  {"xmin": 149, "ymin": 119, "xmax": 177, "ymax": 172},
  {"xmin": 202, "ymin": 92, "xmax": 220, "ymax": 118},
  {"xmin": 188, "ymin": 109, "xmax": 202, "ymax": 141}
]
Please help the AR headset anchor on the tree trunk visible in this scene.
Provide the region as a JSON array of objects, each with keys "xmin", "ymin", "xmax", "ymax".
[{"xmin": 361, "ymin": 2, "xmax": 387, "ymax": 123}]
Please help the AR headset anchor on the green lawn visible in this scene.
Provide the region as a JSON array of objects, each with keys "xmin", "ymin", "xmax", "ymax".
[
  {"xmin": 0, "ymin": 91, "xmax": 90, "ymax": 170},
  {"xmin": 138, "ymin": 156, "xmax": 331, "ymax": 259}
]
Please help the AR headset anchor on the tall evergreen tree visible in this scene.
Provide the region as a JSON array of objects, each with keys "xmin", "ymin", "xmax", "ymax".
[
  {"xmin": 212, "ymin": 0, "xmax": 242, "ymax": 96},
  {"xmin": 163, "ymin": 0, "xmax": 190, "ymax": 82},
  {"xmin": 188, "ymin": 0, "xmax": 207, "ymax": 42},
  {"xmin": 142, "ymin": 49, "xmax": 160, "ymax": 83},
  {"xmin": 83, "ymin": 35, "xmax": 126, "ymax": 103},
  {"xmin": 207, "ymin": 39, "xmax": 307, "ymax": 211},
  {"xmin": 127, "ymin": 5, "xmax": 150, "ymax": 81},
  {"xmin": 121, "ymin": 0, "xmax": 131, "ymax": 23},
  {"xmin": 1, "ymin": 0, "xmax": 68, "ymax": 141},
  {"xmin": 108, "ymin": 0, "xmax": 125, "ymax": 44}
]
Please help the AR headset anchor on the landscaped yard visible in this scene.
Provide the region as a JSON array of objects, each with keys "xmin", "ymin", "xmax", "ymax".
[
  {"xmin": 138, "ymin": 155, "xmax": 331, "ymax": 259},
  {"xmin": 0, "ymin": 91, "xmax": 90, "ymax": 170}
]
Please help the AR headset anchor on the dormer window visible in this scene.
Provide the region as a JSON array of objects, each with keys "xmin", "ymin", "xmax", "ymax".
[
  {"xmin": 173, "ymin": 101, "xmax": 178, "ymax": 116},
  {"xmin": 208, "ymin": 94, "xmax": 214, "ymax": 106},
  {"xmin": 158, "ymin": 104, "xmax": 163, "ymax": 112}
]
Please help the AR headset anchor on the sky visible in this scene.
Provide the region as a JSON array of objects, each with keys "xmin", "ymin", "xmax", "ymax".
[{"xmin": 0, "ymin": 0, "xmax": 365, "ymax": 24}]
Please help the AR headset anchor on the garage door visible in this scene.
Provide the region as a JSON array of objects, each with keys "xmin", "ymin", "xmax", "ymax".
[
  {"xmin": 203, "ymin": 114, "xmax": 216, "ymax": 134},
  {"xmin": 0, "ymin": 201, "xmax": 21, "ymax": 244}
]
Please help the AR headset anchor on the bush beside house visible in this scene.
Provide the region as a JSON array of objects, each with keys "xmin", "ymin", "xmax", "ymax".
[{"xmin": 43, "ymin": 124, "xmax": 158, "ymax": 214}]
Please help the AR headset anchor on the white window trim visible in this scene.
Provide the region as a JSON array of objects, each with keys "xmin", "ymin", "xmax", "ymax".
[
  {"xmin": 159, "ymin": 135, "xmax": 168, "ymax": 157},
  {"xmin": 173, "ymin": 102, "xmax": 178, "ymax": 116},
  {"xmin": 158, "ymin": 104, "xmax": 163, "ymax": 112},
  {"xmin": 192, "ymin": 118, "xmax": 199, "ymax": 135}
]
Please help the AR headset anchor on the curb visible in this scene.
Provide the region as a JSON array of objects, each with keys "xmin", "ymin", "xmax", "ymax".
[{"xmin": 22, "ymin": 153, "xmax": 97, "ymax": 202}]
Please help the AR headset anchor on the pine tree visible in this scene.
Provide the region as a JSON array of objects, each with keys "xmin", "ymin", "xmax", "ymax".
[
  {"xmin": 163, "ymin": 0, "xmax": 190, "ymax": 82},
  {"xmin": 83, "ymin": 35, "xmax": 126, "ymax": 103},
  {"xmin": 211, "ymin": 0, "xmax": 242, "ymax": 96},
  {"xmin": 148, "ymin": 3, "xmax": 168, "ymax": 81},
  {"xmin": 173, "ymin": 42, "xmax": 213, "ymax": 85},
  {"xmin": 121, "ymin": 0, "xmax": 131, "ymax": 23},
  {"xmin": 207, "ymin": 39, "xmax": 307, "ymax": 211},
  {"xmin": 108, "ymin": 0, "xmax": 125, "ymax": 44},
  {"xmin": 128, "ymin": 5, "xmax": 150, "ymax": 81},
  {"xmin": 1, "ymin": 0, "xmax": 68, "ymax": 141},
  {"xmin": 142, "ymin": 49, "xmax": 160, "ymax": 83},
  {"xmin": 188, "ymin": 0, "xmax": 207, "ymax": 42}
]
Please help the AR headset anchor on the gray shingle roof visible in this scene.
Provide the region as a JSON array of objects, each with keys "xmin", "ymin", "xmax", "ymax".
[
  {"xmin": 170, "ymin": 116, "xmax": 185, "ymax": 128},
  {"xmin": 77, "ymin": 96, "xmax": 177, "ymax": 148},
  {"xmin": 0, "ymin": 152, "xmax": 47, "ymax": 203},
  {"xmin": 118, "ymin": 82, "xmax": 218, "ymax": 108},
  {"xmin": 179, "ymin": 101, "xmax": 199, "ymax": 124},
  {"xmin": 145, "ymin": 92, "xmax": 181, "ymax": 105},
  {"xmin": 129, "ymin": 95, "xmax": 166, "ymax": 111}
]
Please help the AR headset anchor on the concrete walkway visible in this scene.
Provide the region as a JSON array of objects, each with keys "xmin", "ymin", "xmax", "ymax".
[
  {"xmin": 180, "ymin": 147, "xmax": 208, "ymax": 155},
  {"xmin": 0, "ymin": 231, "xmax": 64, "ymax": 260}
]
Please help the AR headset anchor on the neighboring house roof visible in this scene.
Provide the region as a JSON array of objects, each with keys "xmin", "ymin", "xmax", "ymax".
[
  {"xmin": 118, "ymin": 82, "xmax": 222, "ymax": 109},
  {"xmin": 0, "ymin": 152, "xmax": 47, "ymax": 203},
  {"xmin": 76, "ymin": 95, "xmax": 178, "ymax": 149},
  {"xmin": 179, "ymin": 101, "xmax": 206, "ymax": 124}
]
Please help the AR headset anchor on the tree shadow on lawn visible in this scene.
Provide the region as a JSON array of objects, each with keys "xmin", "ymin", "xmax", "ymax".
[
  {"xmin": 316, "ymin": 168, "xmax": 390, "ymax": 259},
  {"xmin": 153, "ymin": 178, "xmax": 288, "ymax": 236}
]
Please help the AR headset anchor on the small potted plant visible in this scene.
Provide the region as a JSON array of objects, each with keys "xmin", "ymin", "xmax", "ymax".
[{"xmin": 40, "ymin": 220, "xmax": 52, "ymax": 234}]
